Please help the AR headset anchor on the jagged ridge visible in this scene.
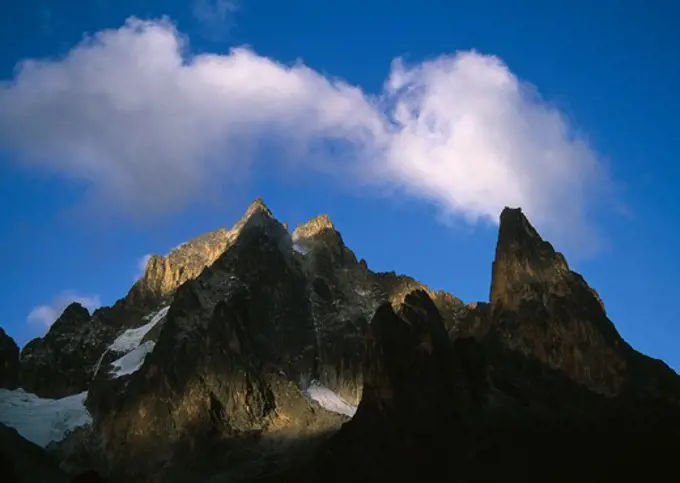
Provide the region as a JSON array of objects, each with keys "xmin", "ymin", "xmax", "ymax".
[{"xmin": 1, "ymin": 200, "xmax": 678, "ymax": 483}]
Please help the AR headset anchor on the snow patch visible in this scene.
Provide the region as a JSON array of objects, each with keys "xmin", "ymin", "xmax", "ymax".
[
  {"xmin": 0, "ymin": 389, "xmax": 92, "ymax": 447},
  {"xmin": 109, "ymin": 306, "xmax": 169, "ymax": 353},
  {"xmin": 293, "ymin": 243, "xmax": 309, "ymax": 255},
  {"xmin": 110, "ymin": 340, "xmax": 156, "ymax": 378},
  {"xmin": 92, "ymin": 347, "xmax": 110, "ymax": 377},
  {"xmin": 93, "ymin": 306, "xmax": 169, "ymax": 378},
  {"xmin": 304, "ymin": 381, "xmax": 357, "ymax": 418}
]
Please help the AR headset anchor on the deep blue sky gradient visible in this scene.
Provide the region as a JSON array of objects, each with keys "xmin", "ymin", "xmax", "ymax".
[{"xmin": 1, "ymin": 0, "xmax": 678, "ymax": 369}]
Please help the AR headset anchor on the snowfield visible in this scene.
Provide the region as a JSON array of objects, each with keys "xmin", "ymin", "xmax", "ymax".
[
  {"xmin": 110, "ymin": 340, "xmax": 156, "ymax": 378},
  {"xmin": 0, "ymin": 388, "xmax": 91, "ymax": 447},
  {"xmin": 93, "ymin": 306, "xmax": 169, "ymax": 378},
  {"xmin": 304, "ymin": 381, "xmax": 357, "ymax": 418},
  {"xmin": 109, "ymin": 306, "xmax": 169, "ymax": 353},
  {"xmin": 0, "ymin": 308, "xmax": 171, "ymax": 449}
]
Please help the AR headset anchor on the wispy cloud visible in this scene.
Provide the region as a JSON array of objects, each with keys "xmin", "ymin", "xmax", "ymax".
[
  {"xmin": 191, "ymin": 0, "xmax": 238, "ymax": 40},
  {"xmin": 38, "ymin": 6, "xmax": 54, "ymax": 36},
  {"xmin": 135, "ymin": 254, "xmax": 152, "ymax": 280},
  {"xmin": 0, "ymin": 17, "xmax": 611, "ymax": 252},
  {"xmin": 27, "ymin": 291, "xmax": 101, "ymax": 329}
]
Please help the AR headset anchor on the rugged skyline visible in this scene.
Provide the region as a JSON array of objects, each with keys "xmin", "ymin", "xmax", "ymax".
[
  {"xmin": 1, "ymin": 1, "xmax": 679, "ymax": 374},
  {"xmin": 1, "ymin": 198, "xmax": 678, "ymax": 482}
]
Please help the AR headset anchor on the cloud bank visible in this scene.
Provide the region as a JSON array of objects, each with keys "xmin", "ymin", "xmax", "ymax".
[
  {"xmin": 27, "ymin": 291, "xmax": 101, "ymax": 328},
  {"xmin": 0, "ymin": 17, "xmax": 607, "ymax": 248}
]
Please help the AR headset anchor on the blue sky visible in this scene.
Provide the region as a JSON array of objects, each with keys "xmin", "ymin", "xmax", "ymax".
[{"xmin": 0, "ymin": 0, "xmax": 678, "ymax": 370}]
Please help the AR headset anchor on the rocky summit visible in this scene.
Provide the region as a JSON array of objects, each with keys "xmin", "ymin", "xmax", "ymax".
[{"xmin": 1, "ymin": 200, "xmax": 679, "ymax": 483}]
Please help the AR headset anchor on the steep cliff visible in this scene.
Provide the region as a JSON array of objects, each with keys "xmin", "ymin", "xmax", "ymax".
[
  {"xmin": 19, "ymin": 303, "xmax": 118, "ymax": 399},
  {"xmin": 0, "ymin": 328, "xmax": 20, "ymax": 389},
  {"xmin": 488, "ymin": 207, "xmax": 680, "ymax": 401}
]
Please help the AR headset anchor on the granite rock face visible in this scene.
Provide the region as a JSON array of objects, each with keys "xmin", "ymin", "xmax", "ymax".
[
  {"xmin": 19, "ymin": 303, "xmax": 120, "ymax": 399},
  {"xmin": 489, "ymin": 207, "xmax": 628, "ymax": 395},
  {"xmin": 292, "ymin": 214, "xmax": 375, "ymax": 405},
  {"xmin": 14, "ymin": 200, "xmax": 281, "ymax": 400},
  {"xmin": 295, "ymin": 290, "xmax": 474, "ymax": 482},
  {"xmin": 280, "ymin": 292, "xmax": 680, "ymax": 483},
  {"xmin": 126, "ymin": 229, "xmax": 232, "ymax": 310},
  {"xmin": 0, "ymin": 328, "xmax": 20, "ymax": 389},
  {"xmin": 83, "ymin": 203, "xmax": 352, "ymax": 482},
  {"xmin": 126, "ymin": 199, "xmax": 276, "ymax": 310},
  {"xmin": 486, "ymin": 207, "xmax": 680, "ymax": 403}
]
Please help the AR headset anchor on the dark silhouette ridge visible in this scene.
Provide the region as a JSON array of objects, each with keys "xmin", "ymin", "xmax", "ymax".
[{"xmin": 0, "ymin": 328, "xmax": 20, "ymax": 389}]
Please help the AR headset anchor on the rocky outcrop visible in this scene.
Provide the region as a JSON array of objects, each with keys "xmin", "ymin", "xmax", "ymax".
[
  {"xmin": 20, "ymin": 303, "xmax": 120, "ymax": 399},
  {"xmin": 16, "ymin": 200, "xmax": 288, "ymax": 400},
  {"xmin": 0, "ymin": 328, "xmax": 20, "ymax": 389},
  {"xmin": 126, "ymin": 198, "xmax": 274, "ymax": 310},
  {"xmin": 0, "ymin": 422, "xmax": 69, "ymax": 483},
  {"xmin": 17, "ymin": 295, "xmax": 173, "ymax": 399},
  {"xmin": 280, "ymin": 287, "xmax": 680, "ymax": 483},
  {"xmin": 489, "ymin": 207, "xmax": 628, "ymax": 395},
  {"xmin": 296, "ymin": 290, "xmax": 474, "ymax": 482},
  {"xmin": 85, "ymin": 202, "xmax": 347, "ymax": 483},
  {"xmin": 125, "ymin": 228, "xmax": 232, "ymax": 309},
  {"xmin": 487, "ymin": 207, "xmax": 680, "ymax": 403},
  {"xmin": 371, "ymin": 271, "xmax": 476, "ymax": 337},
  {"xmin": 293, "ymin": 215, "xmax": 375, "ymax": 405}
]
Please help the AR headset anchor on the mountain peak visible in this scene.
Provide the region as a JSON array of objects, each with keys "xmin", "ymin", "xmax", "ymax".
[
  {"xmin": 292, "ymin": 214, "xmax": 335, "ymax": 242},
  {"xmin": 496, "ymin": 207, "xmax": 562, "ymax": 262},
  {"xmin": 491, "ymin": 206, "xmax": 569, "ymax": 306},
  {"xmin": 128, "ymin": 199, "xmax": 280, "ymax": 308},
  {"xmin": 489, "ymin": 207, "xmax": 628, "ymax": 395},
  {"xmin": 242, "ymin": 197, "xmax": 273, "ymax": 221},
  {"xmin": 58, "ymin": 303, "xmax": 91, "ymax": 324}
]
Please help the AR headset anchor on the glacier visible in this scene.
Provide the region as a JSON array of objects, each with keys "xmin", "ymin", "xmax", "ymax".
[
  {"xmin": 110, "ymin": 340, "xmax": 156, "ymax": 378},
  {"xmin": 0, "ymin": 388, "xmax": 91, "ymax": 447},
  {"xmin": 109, "ymin": 306, "xmax": 169, "ymax": 353},
  {"xmin": 93, "ymin": 305, "xmax": 169, "ymax": 377}
]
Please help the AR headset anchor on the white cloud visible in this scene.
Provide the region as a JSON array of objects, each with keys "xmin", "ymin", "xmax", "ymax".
[
  {"xmin": 135, "ymin": 254, "xmax": 152, "ymax": 280},
  {"xmin": 27, "ymin": 292, "xmax": 101, "ymax": 329},
  {"xmin": 0, "ymin": 17, "xmax": 610, "ymax": 251}
]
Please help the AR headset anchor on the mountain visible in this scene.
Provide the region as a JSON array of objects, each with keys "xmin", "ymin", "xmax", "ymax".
[
  {"xmin": 278, "ymin": 208, "xmax": 680, "ymax": 482},
  {"xmin": 0, "ymin": 327, "xmax": 20, "ymax": 389},
  {"xmin": 1, "ymin": 200, "xmax": 679, "ymax": 483},
  {"xmin": 491, "ymin": 208, "xmax": 680, "ymax": 399}
]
